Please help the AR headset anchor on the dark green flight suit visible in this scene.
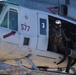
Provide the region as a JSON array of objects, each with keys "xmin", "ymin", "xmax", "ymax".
[{"xmin": 50, "ymin": 27, "xmax": 68, "ymax": 53}]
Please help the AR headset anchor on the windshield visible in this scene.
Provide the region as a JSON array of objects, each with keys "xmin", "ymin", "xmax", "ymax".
[
  {"xmin": 1, "ymin": 8, "xmax": 18, "ymax": 31},
  {"xmin": 0, "ymin": 3, "xmax": 4, "ymax": 14}
]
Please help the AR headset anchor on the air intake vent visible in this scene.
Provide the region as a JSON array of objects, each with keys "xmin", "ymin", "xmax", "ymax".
[{"xmin": 23, "ymin": 37, "xmax": 29, "ymax": 45}]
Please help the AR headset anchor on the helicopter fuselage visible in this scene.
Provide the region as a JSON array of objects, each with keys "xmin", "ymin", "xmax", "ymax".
[{"xmin": 0, "ymin": 1, "xmax": 76, "ymax": 70}]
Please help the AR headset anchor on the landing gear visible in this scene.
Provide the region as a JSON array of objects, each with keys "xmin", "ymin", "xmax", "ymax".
[
  {"xmin": 15, "ymin": 57, "xmax": 39, "ymax": 75},
  {"xmin": 15, "ymin": 56, "xmax": 76, "ymax": 74},
  {"xmin": 15, "ymin": 57, "xmax": 39, "ymax": 70},
  {"xmin": 66, "ymin": 57, "xmax": 72, "ymax": 73}
]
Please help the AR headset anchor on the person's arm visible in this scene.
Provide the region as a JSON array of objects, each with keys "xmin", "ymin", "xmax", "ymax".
[{"xmin": 62, "ymin": 30, "xmax": 69, "ymax": 41}]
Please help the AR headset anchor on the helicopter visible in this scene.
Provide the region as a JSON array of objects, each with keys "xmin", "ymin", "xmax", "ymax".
[{"xmin": 0, "ymin": 0, "xmax": 76, "ymax": 74}]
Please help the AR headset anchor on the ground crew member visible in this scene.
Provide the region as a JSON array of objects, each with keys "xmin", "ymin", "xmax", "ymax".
[{"xmin": 49, "ymin": 20, "xmax": 69, "ymax": 53}]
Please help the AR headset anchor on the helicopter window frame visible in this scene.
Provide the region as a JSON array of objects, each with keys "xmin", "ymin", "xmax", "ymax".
[
  {"xmin": 0, "ymin": 3, "xmax": 4, "ymax": 14},
  {"xmin": 9, "ymin": 8, "xmax": 18, "ymax": 31},
  {"xmin": 1, "ymin": 12, "xmax": 8, "ymax": 28},
  {"xmin": 0, "ymin": 8, "xmax": 18, "ymax": 31}
]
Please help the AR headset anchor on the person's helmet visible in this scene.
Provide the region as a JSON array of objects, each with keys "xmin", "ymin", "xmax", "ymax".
[
  {"xmin": 55, "ymin": 20, "xmax": 61, "ymax": 27},
  {"xmin": 55, "ymin": 20, "xmax": 61, "ymax": 25}
]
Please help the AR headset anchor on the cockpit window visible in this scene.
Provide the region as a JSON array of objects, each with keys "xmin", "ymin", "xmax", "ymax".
[
  {"xmin": 1, "ymin": 8, "xmax": 18, "ymax": 31},
  {"xmin": 9, "ymin": 9, "xmax": 18, "ymax": 31},
  {"xmin": 1, "ymin": 12, "xmax": 8, "ymax": 28},
  {"xmin": 0, "ymin": 3, "xmax": 4, "ymax": 14}
]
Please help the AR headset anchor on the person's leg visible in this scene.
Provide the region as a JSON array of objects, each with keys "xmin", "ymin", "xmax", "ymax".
[
  {"xmin": 57, "ymin": 41, "xmax": 67, "ymax": 64},
  {"xmin": 66, "ymin": 57, "xmax": 73, "ymax": 73},
  {"xmin": 57, "ymin": 41, "xmax": 66, "ymax": 54},
  {"xmin": 58, "ymin": 41, "xmax": 73, "ymax": 73}
]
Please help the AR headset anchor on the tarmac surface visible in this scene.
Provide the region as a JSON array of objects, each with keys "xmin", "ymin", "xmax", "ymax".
[{"xmin": 0, "ymin": 66, "xmax": 71, "ymax": 75}]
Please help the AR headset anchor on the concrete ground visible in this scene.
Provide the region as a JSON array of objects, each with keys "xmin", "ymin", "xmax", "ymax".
[{"xmin": 0, "ymin": 66, "xmax": 70, "ymax": 75}]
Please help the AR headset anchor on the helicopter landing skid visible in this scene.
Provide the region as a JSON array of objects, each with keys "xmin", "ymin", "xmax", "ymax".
[{"xmin": 15, "ymin": 57, "xmax": 39, "ymax": 71}]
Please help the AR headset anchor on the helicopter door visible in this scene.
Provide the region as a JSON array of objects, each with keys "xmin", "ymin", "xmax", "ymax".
[{"xmin": 37, "ymin": 13, "xmax": 48, "ymax": 51}]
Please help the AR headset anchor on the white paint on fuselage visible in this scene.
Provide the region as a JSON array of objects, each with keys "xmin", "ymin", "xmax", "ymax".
[{"xmin": 0, "ymin": 2, "xmax": 76, "ymax": 70}]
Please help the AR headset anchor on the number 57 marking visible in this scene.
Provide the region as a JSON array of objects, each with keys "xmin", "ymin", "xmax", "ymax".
[{"xmin": 21, "ymin": 24, "xmax": 30, "ymax": 31}]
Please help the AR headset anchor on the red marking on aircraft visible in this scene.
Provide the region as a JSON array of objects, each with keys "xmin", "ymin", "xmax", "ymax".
[
  {"xmin": 47, "ymin": 6, "xmax": 58, "ymax": 15},
  {"xmin": 3, "ymin": 31, "xmax": 16, "ymax": 38},
  {"xmin": 21, "ymin": 24, "xmax": 30, "ymax": 31}
]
